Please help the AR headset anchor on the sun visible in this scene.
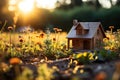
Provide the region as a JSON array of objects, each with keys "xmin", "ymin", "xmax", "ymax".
[{"xmin": 18, "ymin": 0, "xmax": 34, "ymax": 13}]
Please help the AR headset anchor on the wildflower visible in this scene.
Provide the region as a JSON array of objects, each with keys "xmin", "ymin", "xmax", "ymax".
[
  {"xmin": 53, "ymin": 38, "xmax": 56, "ymax": 42},
  {"xmin": 106, "ymin": 37, "xmax": 109, "ymax": 40},
  {"xmin": 73, "ymin": 66, "xmax": 80, "ymax": 74},
  {"xmin": 19, "ymin": 38, "xmax": 24, "ymax": 43},
  {"xmin": 6, "ymin": 43, "xmax": 10, "ymax": 47},
  {"xmin": 16, "ymin": 47, "xmax": 21, "ymax": 51},
  {"xmin": 83, "ymin": 52, "xmax": 87, "ymax": 57},
  {"xmin": 63, "ymin": 45, "xmax": 67, "ymax": 50},
  {"xmin": 1, "ymin": 62, "xmax": 9, "ymax": 72},
  {"xmin": 117, "ymin": 29, "xmax": 120, "ymax": 32},
  {"xmin": 18, "ymin": 35, "xmax": 22, "ymax": 38},
  {"xmin": 53, "ymin": 28, "xmax": 58, "ymax": 31},
  {"xmin": 103, "ymin": 38, "xmax": 108, "ymax": 42},
  {"xmin": 109, "ymin": 26, "xmax": 114, "ymax": 33},
  {"xmin": 36, "ymin": 35, "xmax": 39, "ymax": 37},
  {"xmin": 109, "ymin": 26, "xmax": 114, "ymax": 29},
  {"xmin": 104, "ymin": 46, "xmax": 110, "ymax": 50},
  {"xmin": 73, "ymin": 60, "xmax": 78, "ymax": 65},
  {"xmin": 9, "ymin": 57, "xmax": 22, "ymax": 65},
  {"xmin": 8, "ymin": 26, "xmax": 13, "ymax": 31},
  {"xmin": 57, "ymin": 29, "xmax": 62, "ymax": 32},
  {"xmin": 40, "ymin": 33, "xmax": 44, "ymax": 38},
  {"xmin": 76, "ymin": 53, "xmax": 82, "ymax": 58},
  {"xmin": 36, "ymin": 42, "xmax": 41, "ymax": 45},
  {"xmin": 80, "ymin": 69, "xmax": 84, "ymax": 73}
]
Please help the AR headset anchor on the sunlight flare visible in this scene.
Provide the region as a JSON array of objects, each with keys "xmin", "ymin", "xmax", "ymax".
[{"xmin": 18, "ymin": 0, "xmax": 34, "ymax": 13}]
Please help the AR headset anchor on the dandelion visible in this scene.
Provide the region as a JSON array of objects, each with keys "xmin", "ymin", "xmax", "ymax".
[{"xmin": 9, "ymin": 57, "xmax": 22, "ymax": 65}]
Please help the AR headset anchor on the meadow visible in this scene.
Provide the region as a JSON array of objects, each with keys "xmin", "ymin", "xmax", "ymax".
[{"xmin": 0, "ymin": 27, "xmax": 120, "ymax": 80}]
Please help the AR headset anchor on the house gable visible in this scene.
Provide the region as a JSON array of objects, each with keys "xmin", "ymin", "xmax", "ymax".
[
  {"xmin": 94, "ymin": 24, "xmax": 106, "ymax": 39},
  {"xmin": 75, "ymin": 23, "xmax": 84, "ymax": 35},
  {"xmin": 75, "ymin": 23, "xmax": 89, "ymax": 35}
]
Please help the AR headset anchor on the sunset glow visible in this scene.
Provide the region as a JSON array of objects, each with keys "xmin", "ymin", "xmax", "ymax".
[
  {"xmin": 18, "ymin": 0, "xmax": 34, "ymax": 13},
  {"xmin": 9, "ymin": 0, "xmax": 57, "ymax": 13}
]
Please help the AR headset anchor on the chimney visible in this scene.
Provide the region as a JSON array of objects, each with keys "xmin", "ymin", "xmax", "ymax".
[{"xmin": 73, "ymin": 19, "xmax": 78, "ymax": 26}]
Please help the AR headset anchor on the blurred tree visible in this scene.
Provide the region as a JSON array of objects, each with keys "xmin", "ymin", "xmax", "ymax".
[
  {"xmin": 56, "ymin": 0, "xmax": 102, "ymax": 10},
  {"xmin": 0, "ymin": 0, "xmax": 120, "ymax": 32},
  {"xmin": 70, "ymin": 0, "xmax": 83, "ymax": 7},
  {"xmin": 109, "ymin": 0, "xmax": 113, "ymax": 6},
  {"xmin": 56, "ymin": 0, "xmax": 72, "ymax": 10},
  {"xmin": 96, "ymin": 0, "xmax": 102, "ymax": 8},
  {"xmin": 83, "ymin": 0, "xmax": 102, "ymax": 9},
  {"xmin": 0, "ymin": 0, "xmax": 11, "ymax": 30},
  {"xmin": 116, "ymin": 0, "xmax": 120, "ymax": 6}
]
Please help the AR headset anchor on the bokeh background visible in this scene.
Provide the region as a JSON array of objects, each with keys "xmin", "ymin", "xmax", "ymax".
[{"xmin": 0, "ymin": 0, "xmax": 120, "ymax": 32}]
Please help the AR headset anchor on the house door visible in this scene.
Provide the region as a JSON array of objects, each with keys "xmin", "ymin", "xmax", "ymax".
[{"xmin": 83, "ymin": 40, "xmax": 90, "ymax": 50}]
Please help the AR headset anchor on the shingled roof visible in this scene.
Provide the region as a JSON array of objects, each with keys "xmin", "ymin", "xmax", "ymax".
[{"xmin": 67, "ymin": 22, "xmax": 105, "ymax": 39}]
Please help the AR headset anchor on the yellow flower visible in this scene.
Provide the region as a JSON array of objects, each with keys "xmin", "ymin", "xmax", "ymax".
[
  {"xmin": 103, "ymin": 38, "xmax": 108, "ymax": 42},
  {"xmin": 73, "ymin": 60, "xmax": 78, "ymax": 65},
  {"xmin": 83, "ymin": 52, "xmax": 87, "ymax": 57},
  {"xmin": 89, "ymin": 53, "xmax": 94, "ymax": 60},
  {"xmin": 76, "ymin": 53, "xmax": 82, "ymax": 58},
  {"xmin": 104, "ymin": 46, "xmax": 110, "ymax": 50}
]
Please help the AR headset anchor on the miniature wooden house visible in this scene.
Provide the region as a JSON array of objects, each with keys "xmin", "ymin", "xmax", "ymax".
[{"xmin": 67, "ymin": 20, "xmax": 106, "ymax": 50}]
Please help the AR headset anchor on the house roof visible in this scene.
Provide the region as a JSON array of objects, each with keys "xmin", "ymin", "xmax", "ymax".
[{"xmin": 67, "ymin": 22, "xmax": 105, "ymax": 39}]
